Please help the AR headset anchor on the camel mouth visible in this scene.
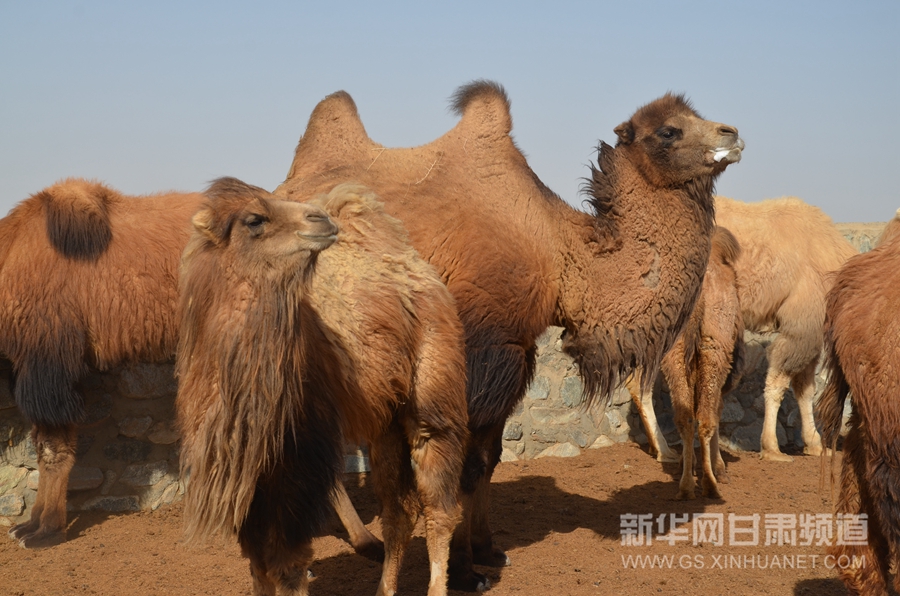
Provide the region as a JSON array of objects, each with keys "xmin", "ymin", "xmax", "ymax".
[
  {"xmin": 297, "ymin": 231, "xmax": 338, "ymax": 249},
  {"xmin": 711, "ymin": 139, "xmax": 744, "ymax": 165}
]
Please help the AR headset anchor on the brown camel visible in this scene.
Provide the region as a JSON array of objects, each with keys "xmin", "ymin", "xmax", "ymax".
[
  {"xmin": 177, "ymin": 179, "xmax": 469, "ymax": 596},
  {"xmin": 714, "ymin": 196, "xmax": 857, "ymax": 461},
  {"xmin": 664, "ymin": 227, "xmax": 744, "ymax": 500},
  {"xmin": 624, "ymin": 227, "xmax": 744, "ymax": 496},
  {"xmin": 275, "ymin": 81, "xmax": 744, "ymax": 590},
  {"xmin": 816, "ymin": 210, "xmax": 900, "ymax": 595},
  {"xmin": 0, "ymin": 179, "xmax": 204, "ymax": 548}
]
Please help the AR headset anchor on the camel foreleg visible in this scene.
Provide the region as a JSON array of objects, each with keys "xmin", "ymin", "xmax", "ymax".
[
  {"xmin": 9, "ymin": 424, "xmax": 76, "ymax": 549},
  {"xmin": 626, "ymin": 372, "xmax": 680, "ymax": 463}
]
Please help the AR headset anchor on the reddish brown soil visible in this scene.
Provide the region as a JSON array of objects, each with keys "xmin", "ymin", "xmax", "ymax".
[{"xmin": 0, "ymin": 442, "xmax": 859, "ymax": 595}]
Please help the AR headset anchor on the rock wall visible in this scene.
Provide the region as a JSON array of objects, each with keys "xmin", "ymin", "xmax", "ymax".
[{"xmin": 0, "ymin": 221, "xmax": 884, "ymax": 525}]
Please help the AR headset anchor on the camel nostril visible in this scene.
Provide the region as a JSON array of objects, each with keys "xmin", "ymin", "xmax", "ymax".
[
  {"xmin": 305, "ymin": 212, "xmax": 329, "ymax": 223},
  {"xmin": 719, "ymin": 126, "xmax": 738, "ymax": 137}
]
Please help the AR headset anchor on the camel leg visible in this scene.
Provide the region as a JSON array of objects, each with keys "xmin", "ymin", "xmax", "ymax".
[
  {"xmin": 698, "ymin": 420, "xmax": 722, "ymax": 499},
  {"xmin": 470, "ymin": 426, "xmax": 509, "ymax": 568},
  {"xmin": 626, "ymin": 372, "xmax": 679, "ymax": 463},
  {"xmin": 675, "ymin": 416, "xmax": 697, "ymax": 501},
  {"xmin": 9, "ymin": 424, "xmax": 76, "ymax": 549},
  {"xmin": 241, "ymin": 539, "xmax": 312, "ymax": 596},
  {"xmin": 760, "ymin": 368, "xmax": 793, "ymax": 462},
  {"xmin": 792, "ymin": 360, "xmax": 824, "ymax": 456},
  {"xmin": 831, "ymin": 422, "xmax": 890, "ymax": 595},
  {"xmin": 369, "ymin": 424, "xmax": 418, "ymax": 596},
  {"xmin": 331, "ymin": 481, "xmax": 384, "ymax": 562},
  {"xmin": 710, "ymin": 429, "xmax": 729, "ymax": 484}
]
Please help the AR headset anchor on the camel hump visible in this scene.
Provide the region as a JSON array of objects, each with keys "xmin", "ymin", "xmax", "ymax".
[
  {"xmin": 711, "ymin": 225, "xmax": 741, "ymax": 265},
  {"xmin": 38, "ymin": 178, "xmax": 117, "ymax": 260},
  {"xmin": 449, "ymin": 80, "xmax": 513, "ymax": 136},
  {"xmin": 875, "ymin": 208, "xmax": 900, "ymax": 248},
  {"xmin": 303, "ymin": 90, "xmax": 370, "ymax": 149}
]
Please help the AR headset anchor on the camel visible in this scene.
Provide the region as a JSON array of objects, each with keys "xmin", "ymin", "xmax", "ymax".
[
  {"xmin": 714, "ymin": 196, "xmax": 857, "ymax": 461},
  {"xmin": 275, "ymin": 81, "xmax": 744, "ymax": 590},
  {"xmin": 177, "ymin": 179, "xmax": 469, "ymax": 596},
  {"xmin": 816, "ymin": 210, "xmax": 900, "ymax": 595},
  {"xmin": 663, "ymin": 227, "xmax": 744, "ymax": 500},
  {"xmin": 0, "ymin": 179, "xmax": 205, "ymax": 548}
]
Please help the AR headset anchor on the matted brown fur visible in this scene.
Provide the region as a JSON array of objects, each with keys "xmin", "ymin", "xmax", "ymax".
[
  {"xmin": 715, "ymin": 196, "xmax": 857, "ymax": 461},
  {"xmin": 816, "ymin": 222, "xmax": 900, "ymax": 595},
  {"xmin": 0, "ymin": 178, "xmax": 204, "ymax": 548},
  {"xmin": 276, "ymin": 81, "xmax": 743, "ymax": 589},
  {"xmin": 177, "ymin": 180, "xmax": 468, "ymax": 596},
  {"xmin": 662, "ymin": 227, "xmax": 744, "ymax": 500}
]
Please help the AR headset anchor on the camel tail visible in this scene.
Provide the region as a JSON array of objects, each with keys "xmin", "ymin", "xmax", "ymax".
[
  {"xmin": 39, "ymin": 179, "xmax": 115, "ymax": 260},
  {"xmin": 711, "ymin": 226, "xmax": 741, "ymax": 265}
]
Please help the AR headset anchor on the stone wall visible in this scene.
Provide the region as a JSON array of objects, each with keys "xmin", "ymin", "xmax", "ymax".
[{"xmin": 0, "ymin": 221, "xmax": 885, "ymax": 525}]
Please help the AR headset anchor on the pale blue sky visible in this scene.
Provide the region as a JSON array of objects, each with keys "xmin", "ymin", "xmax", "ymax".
[{"xmin": 2, "ymin": 1, "xmax": 897, "ymax": 222}]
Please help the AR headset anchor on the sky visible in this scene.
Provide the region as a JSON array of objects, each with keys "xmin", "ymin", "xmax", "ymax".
[{"xmin": 1, "ymin": 1, "xmax": 898, "ymax": 223}]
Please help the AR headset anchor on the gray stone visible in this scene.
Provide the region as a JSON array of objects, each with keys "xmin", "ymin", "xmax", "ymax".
[
  {"xmin": 560, "ymin": 376, "xmax": 584, "ymax": 408},
  {"xmin": 776, "ymin": 423, "xmax": 788, "ymax": 447},
  {"xmin": 82, "ymin": 495, "xmax": 140, "ymax": 513},
  {"xmin": 500, "ymin": 448, "xmax": 519, "ymax": 463},
  {"xmin": 720, "ymin": 397, "xmax": 744, "ymax": 424},
  {"xmin": 530, "ymin": 407, "xmax": 580, "ymax": 426},
  {"xmin": 118, "ymin": 416, "xmax": 154, "ymax": 438},
  {"xmin": 68, "ymin": 467, "xmax": 104, "ymax": 491},
  {"xmin": 526, "ymin": 376, "xmax": 550, "ymax": 401},
  {"xmin": 590, "ymin": 435, "xmax": 615, "ymax": 449},
  {"xmin": 117, "ymin": 363, "xmax": 177, "ymax": 400},
  {"xmin": 344, "ymin": 454, "xmax": 370, "ymax": 473},
  {"xmin": 103, "ymin": 438, "xmax": 153, "ymax": 462},
  {"xmin": 503, "ymin": 422, "xmax": 523, "ymax": 441},
  {"xmin": 150, "ymin": 480, "xmax": 181, "ymax": 510},
  {"xmin": 610, "ymin": 386, "xmax": 632, "ymax": 407},
  {"xmin": 148, "ymin": 421, "xmax": 180, "ymax": 445},
  {"xmin": 730, "ymin": 420, "xmax": 763, "ymax": 452},
  {"xmin": 26, "ymin": 470, "xmax": 39, "ymax": 490},
  {"xmin": 535, "ymin": 443, "xmax": 581, "ymax": 459},
  {"xmin": 120, "ymin": 461, "xmax": 169, "ymax": 487},
  {"xmin": 100, "ymin": 470, "xmax": 117, "ymax": 495},
  {"xmin": 0, "ymin": 494, "xmax": 25, "ymax": 517},
  {"xmin": 82, "ymin": 394, "xmax": 113, "ymax": 426},
  {"xmin": 0, "ymin": 465, "xmax": 27, "ymax": 494}
]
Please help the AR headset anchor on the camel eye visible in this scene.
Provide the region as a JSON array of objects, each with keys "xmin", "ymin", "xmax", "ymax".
[
  {"xmin": 244, "ymin": 214, "xmax": 267, "ymax": 235},
  {"xmin": 657, "ymin": 127, "xmax": 679, "ymax": 140}
]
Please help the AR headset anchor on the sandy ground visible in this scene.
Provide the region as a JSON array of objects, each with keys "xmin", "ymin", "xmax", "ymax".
[{"xmin": 0, "ymin": 442, "xmax": 867, "ymax": 595}]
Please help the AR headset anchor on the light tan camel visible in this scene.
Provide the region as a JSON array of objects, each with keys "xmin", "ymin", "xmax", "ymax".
[
  {"xmin": 275, "ymin": 81, "xmax": 744, "ymax": 590},
  {"xmin": 177, "ymin": 179, "xmax": 469, "ymax": 596},
  {"xmin": 715, "ymin": 196, "xmax": 857, "ymax": 461},
  {"xmin": 816, "ymin": 208, "xmax": 900, "ymax": 595},
  {"xmin": 0, "ymin": 179, "xmax": 204, "ymax": 548}
]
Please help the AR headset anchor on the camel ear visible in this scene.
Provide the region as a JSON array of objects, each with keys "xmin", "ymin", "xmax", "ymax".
[
  {"xmin": 614, "ymin": 121, "xmax": 635, "ymax": 145},
  {"xmin": 191, "ymin": 206, "xmax": 228, "ymax": 245}
]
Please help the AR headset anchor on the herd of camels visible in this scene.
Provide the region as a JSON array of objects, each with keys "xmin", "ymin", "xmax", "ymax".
[{"xmin": 0, "ymin": 80, "xmax": 897, "ymax": 595}]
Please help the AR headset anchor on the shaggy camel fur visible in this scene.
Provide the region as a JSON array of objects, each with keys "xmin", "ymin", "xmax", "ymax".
[
  {"xmin": 625, "ymin": 227, "xmax": 744, "ymax": 498},
  {"xmin": 665, "ymin": 227, "xmax": 744, "ymax": 500},
  {"xmin": 714, "ymin": 196, "xmax": 857, "ymax": 461},
  {"xmin": 816, "ymin": 212, "xmax": 900, "ymax": 595},
  {"xmin": 0, "ymin": 179, "xmax": 204, "ymax": 548},
  {"xmin": 275, "ymin": 81, "xmax": 744, "ymax": 590},
  {"xmin": 177, "ymin": 179, "xmax": 469, "ymax": 596}
]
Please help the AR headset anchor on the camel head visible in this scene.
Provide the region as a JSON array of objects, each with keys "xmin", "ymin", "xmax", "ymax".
[
  {"xmin": 191, "ymin": 177, "xmax": 338, "ymax": 277},
  {"xmin": 613, "ymin": 93, "xmax": 744, "ymax": 188}
]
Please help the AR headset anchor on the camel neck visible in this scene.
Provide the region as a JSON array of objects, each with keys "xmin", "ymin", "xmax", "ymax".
[{"xmin": 554, "ymin": 146, "xmax": 716, "ymax": 406}]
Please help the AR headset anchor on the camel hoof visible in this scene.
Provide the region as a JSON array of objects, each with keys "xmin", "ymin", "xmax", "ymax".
[
  {"xmin": 702, "ymin": 486, "xmax": 723, "ymax": 499},
  {"xmin": 352, "ymin": 538, "xmax": 385, "ymax": 563},
  {"xmin": 716, "ymin": 471, "xmax": 731, "ymax": 484},
  {"xmin": 759, "ymin": 450, "xmax": 793, "ymax": 463},
  {"xmin": 16, "ymin": 530, "xmax": 66, "ymax": 549},
  {"xmin": 448, "ymin": 570, "xmax": 491, "ymax": 593},
  {"xmin": 657, "ymin": 452, "xmax": 681, "ymax": 464},
  {"xmin": 675, "ymin": 489, "xmax": 696, "ymax": 501},
  {"xmin": 473, "ymin": 546, "xmax": 510, "ymax": 567},
  {"xmin": 803, "ymin": 444, "xmax": 824, "ymax": 457}
]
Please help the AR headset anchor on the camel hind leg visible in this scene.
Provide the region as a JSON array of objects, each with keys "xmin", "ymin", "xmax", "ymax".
[
  {"xmin": 760, "ymin": 366, "xmax": 793, "ymax": 462},
  {"xmin": 331, "ymin": 480, "xmax": 385, "ymax": 562},
  {"xmin": 792, "ymin": 359, "xmax": 824, "ymax": 456},
  {"xmin": 241, "ymin": 538, "xmax": 313, "ymax": 596},
  {"xmin": 698, "ymin": 420, "xmax": 722, "ymax": 499},
  {"xmin": 9, "ymin": 424, "xmax": 77, "ymax": 548},
  {"xmin": 625, "ymin": 372, "xmax": 679, "ymax": 463}
]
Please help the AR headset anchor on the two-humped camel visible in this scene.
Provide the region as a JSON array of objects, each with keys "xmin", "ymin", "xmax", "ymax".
[{"xmin": 275, "ymin": 81, "xmax": 743, "ymax": 590}]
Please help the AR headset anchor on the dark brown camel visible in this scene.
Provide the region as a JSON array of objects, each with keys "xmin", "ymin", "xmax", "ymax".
[
  {"xmin": 275, "ymin": 81, "xmax": 744, "ymax": 590},
  {"xmin": 0, "ymin": 179, "xmax": 204, "ymax": 548},
  {"xmin": 177, "ymin": 179, "xmax": 469, "ymax": 596},
  {"xmin": 816, "ymin": 211, "xmax": 900, "ymax": 595}
]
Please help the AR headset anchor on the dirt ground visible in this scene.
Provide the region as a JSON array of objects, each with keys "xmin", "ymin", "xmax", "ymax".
[{"xmin": 0, "ymin": 442, "xmax": 864, "ymax": 596}]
